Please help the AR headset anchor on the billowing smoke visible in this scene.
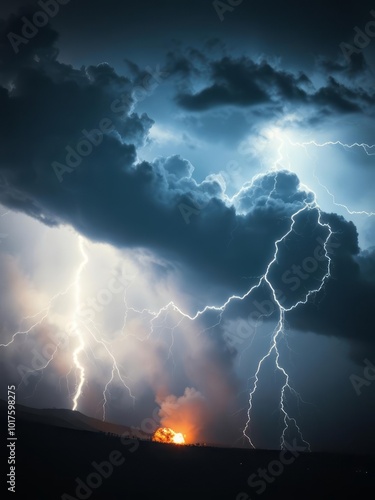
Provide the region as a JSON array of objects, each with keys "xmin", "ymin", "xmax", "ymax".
[{"xmin": 157, "ymin": 387, "xmax": 212, "ymax": 444}]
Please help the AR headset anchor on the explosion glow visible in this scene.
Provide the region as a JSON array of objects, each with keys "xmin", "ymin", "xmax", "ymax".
[{"xmin": 152, "ymin": 427, "xmax": 186, "ymax": 445}]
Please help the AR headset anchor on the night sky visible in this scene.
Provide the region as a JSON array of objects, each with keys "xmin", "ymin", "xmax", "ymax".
[{"xmin": 1, "ymin": 0, "xmax": 375, "ymax": 453}]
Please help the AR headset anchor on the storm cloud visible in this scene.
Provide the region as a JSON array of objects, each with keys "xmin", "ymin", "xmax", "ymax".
[{"xmin": 0, "ymin": 17, "xmax": 375, "ymax": 353}]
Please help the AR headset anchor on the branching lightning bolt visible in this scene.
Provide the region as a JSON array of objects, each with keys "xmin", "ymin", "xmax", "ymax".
[
  {"xmin": 293, "ymin": 140, "xmax": 375, "ymax": 156},
  {"xmin": 83, "ymin": 321, "xmax": 136, "ymax": 419},
  {"xmin": 72, "ymin": 236, "xmax": 89, "ymax": 411},
  {"xmin": 0, "ymin": 283, "xmax": 76, "ymax": 348},
  {"xmin": 288, "ymin": 137, "xmax": 375, "ymax": 217},
  {"xmin": 0, "ymin": 235, "xmax": 91, "ymax": 410},
  {"xmin": 243, "ymin": 199, "xmax": 332, "ymax": 450},
  {"xmin": 313, "ymin": 172, "xmax": 375, "ymax": 217},
  {"xmin": 237, "ymin": 129, "xmax": 374, "ymax": 449}
]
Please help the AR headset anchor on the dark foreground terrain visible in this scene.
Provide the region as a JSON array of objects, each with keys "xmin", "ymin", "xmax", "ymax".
[{"xmin": 1, "ymin": 401, "xmax": 374, "ymax": 500}]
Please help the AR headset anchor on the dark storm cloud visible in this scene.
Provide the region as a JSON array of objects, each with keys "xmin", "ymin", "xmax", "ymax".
[
  {"xmin": 0, "ymin": 19, "xmax": 314, "ymax": 294},
  {"xmin": 4, "ymin": 0, "xmax": 374, "ymax": 63},
  {"xmin": 174, "ymin": 56, "xmax": 306, "ymax": 111},
  {"xmin": 171, "ymin": 53, "xmax": 375, "ymax": 115},
  {"xmin": 318, "ymin": 52, "xmax": 371, "ymax": 79},
  {"xmin": 356, "ymin": 247, "xmax": 375, "ymax": 283},
  {"xmin": 313, "ymin": 77, "xmax": 370, "ymax": 113},
  {"xmin": 287, "ymin": 222, "xmax": 375, "ymax": 360},
  {"xmin": 0, "ymin": 12, "xmax": 374, "ymax": 357},
  {"xmin": 163, "ymin": 48, "xmax": 207, "ymax": 83}
]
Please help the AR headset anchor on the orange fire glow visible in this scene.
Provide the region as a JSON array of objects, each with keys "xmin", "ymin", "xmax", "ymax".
[{"xmin": 152, "ymin": 427, "xmax": 186, "ymax": 445}]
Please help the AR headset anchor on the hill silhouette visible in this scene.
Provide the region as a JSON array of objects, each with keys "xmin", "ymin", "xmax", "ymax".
[
  {"xmin": 1, "ymin": 400, "xmax": 374, "ymax": 499},
  {"xmin": 0, "ymin": 398, "xmax": 150, "ymax": 439}
]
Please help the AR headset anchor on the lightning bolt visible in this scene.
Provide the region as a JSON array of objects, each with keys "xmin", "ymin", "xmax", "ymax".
[
  {"xmin": 0, "ymin": 283, "xmax": 76, "ymax": 348},
  {"xmin": 237, "ymin": 129, "xmax": 374, "ymax": 449},
  {"xmin": 287, "ymin": 137, "xmax": 375, "ymax": 217},
  {"xmin": 2, "ymin": 230, "xmax": 138, "ymax": 415},
  {"xmin": 0, "ymin": 234, "xmax": 90, "ymax": 411},
  {"xmin": 82, "ymin": 321, "xmax": 135, "ymax": 419},
  {"xmin": 72, "ymin": 236, "xmax": 89, "ymax": 411},
  {"xmin": 313, "ymin": 172, "xmax": 375, "ymax": 217},
  {"xmin": 18, "ymin": 343, "xmax": 61, "ymax": 397},
  {"xmin": 243, "ymin": 198, "xmax": 332, "ymax": 449},
  {"xmin": 292, "ymin": 140, "xmax": 375, "ymax": 156},
  {"xmin": 68, "ymin": 240, "xmax": 138, "ymax": 416}
]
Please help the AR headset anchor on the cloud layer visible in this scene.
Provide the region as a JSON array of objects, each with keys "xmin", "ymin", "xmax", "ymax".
[{"xmin": 0, "ymin": 17, "xmax": 374, "ymax": 359}]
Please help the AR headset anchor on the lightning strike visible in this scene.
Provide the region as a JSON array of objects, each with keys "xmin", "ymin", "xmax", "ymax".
[
  {"xmin": 2, "ymin": 234, "xmax": 92, "ymax": 411},
  {"xmin": 292, "ymin": 139, "xmax": 375, "ymax": 156},
  {"xmin": 239, "ymin": 129, "xmax": 375, "ymax": 449},
  {"xmin": 18, "ymin": 343, "xmax": 61, "ymax": 396},
  {"xmin": 72, "ymin": 236, "xmax": 89, "ymax": 411},
  {"xmin": 313, "ymin": 172, "xmax": 375, "ymax": 217},
  {"xmin": 286, "ymin": 136, "xmax": 375, "ymax": 217},
  {"xmin": 0, "ymin": 282, "xmax": 77, "ymax": 348},
  {"xmin": 82, "ymin": 321, "xmax": 136, "ymax": 419},
  {"xmin": 242, "ymin": 192, "xmax": 333, "ymax": 449}
]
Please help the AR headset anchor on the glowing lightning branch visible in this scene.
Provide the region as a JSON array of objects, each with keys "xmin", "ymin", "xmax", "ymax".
[
  {"xmin": 18, "ymin": 343, "xmax": 61, "ymax": 397},
  {"xmin": 0, "ymin": 234, "xmax": 94, "ymax": 412},
  {"xmin": 72, "ymin": 236, "xmax": 89, "ymax": 411},
  {"xmin": 287, "ymin": 137, "xmax": 375, "ymax": 217},
  {"xmin": 20, "ymin": 349, "xmax": 59, "ymax": 391},
  {"xmin": 292, "ymin": 140, "xmax": 375, "ymax": 156},
  {"xmin": 0, "ymin": 283, "xmax": 76, "ymax": 348},
  {"xmin": 243, "ymin": 197, "xmax": 333, "ymax": 449},
  {"xmin": 237, "ymin": 129, "xmax": 375, "ymax": 449},
  {"xmin": 313, "ymin": 172, "xmax": 375, "ymax": 217},
  {"xmin": 83, "ymin": 321, "xmax": 136, "ymax": 419}
]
